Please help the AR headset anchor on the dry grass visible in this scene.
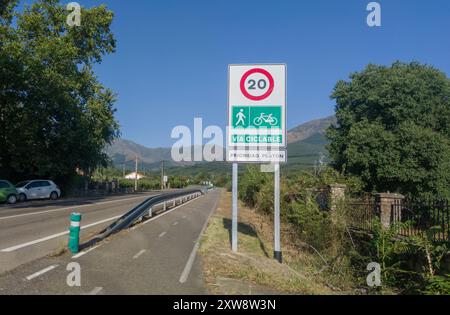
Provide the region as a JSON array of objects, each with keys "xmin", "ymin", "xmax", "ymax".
[{"xmin": 199, "ymin": 190, "xmax": 349, "ymax": 295}]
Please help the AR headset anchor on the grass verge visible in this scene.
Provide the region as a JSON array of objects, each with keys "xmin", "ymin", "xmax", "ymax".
[{"xmin": 199, "ymin": 190, "xmax": 357, "ymax": 295}]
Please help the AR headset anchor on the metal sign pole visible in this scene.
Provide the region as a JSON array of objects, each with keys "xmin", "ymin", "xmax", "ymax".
[
  {"xmin": 274, "ymin": 163, "xmax": 282, "ymax": 263},
  {"xmin": 232, "ymin": 162, "xmax": 238, "ymax": 252}
]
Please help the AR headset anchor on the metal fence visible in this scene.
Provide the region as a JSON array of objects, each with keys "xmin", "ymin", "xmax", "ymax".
[
  {"xmin": 346, "ymin": 198, "xmax": 379, "ymax": 231},
  {"xmin": 347, "ymin": 196, "xmax": 450, "ymax": 242},
  {"xmin": 392, "ymin": 198, "xmax": 450, "ymax": 242}
]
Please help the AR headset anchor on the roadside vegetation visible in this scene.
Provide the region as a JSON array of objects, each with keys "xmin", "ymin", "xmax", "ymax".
[
  {"xmin": 0, "ymin": 0, "xmax": 119, "ymax": 189},
  {"xmin": 201, "ymin": 62, "xmax": 450, "ymax": 295},
  {"xmin": 200, "ymin": 167, "xmax": 449, "ymax": 295},
  {"xmin": 328, "ymin": 62, "xmax": 450, "ymax": 199}
]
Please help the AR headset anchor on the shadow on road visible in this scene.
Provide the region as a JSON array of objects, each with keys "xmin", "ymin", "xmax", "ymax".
[{"xmin": 222, "ymin": 218, "xmax": 270, "ymax": 258}]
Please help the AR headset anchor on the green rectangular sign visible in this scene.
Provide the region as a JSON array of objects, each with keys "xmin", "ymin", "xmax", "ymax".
[
  {"xmin": 232, "ymin": 106, "xmax": 282, "ymax": 129},
  {"xmin": 231, "ymin": 134, "xmax": 283, "ymax": 144}
]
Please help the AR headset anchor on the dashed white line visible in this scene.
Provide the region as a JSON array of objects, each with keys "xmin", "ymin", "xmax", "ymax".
[
  {"xmin": 88, "ymin": 287, "xmax": 103, "ymax": 295},
  {"xmin": 173, "ymin": 221, "xmax": 179, "ymax": 226},
  {"xmin": 26, "ymin": 265, "xmax": 59, "ymax": 281},
  {"xmin": 0, "ymin": 215, "xmax": 122, "ymax": 252},
  {"xmin": 0, "ymin": 195, "xmax": 154, "ymax": 221},
  {"xmin": 182, "ymin": 215, "xmax": 187, "ymax": 219},
  {"xmin": 159, "ymin": 232, "xmax": 167, "ymax": 238},
  {"xmin": 133, "ymin": 249, "xmax": 146, "ymax": 259},
  {"xmin": 72, "ymin": 245, "xmax": 101, "ymax": 259},
  {"xmin": 1, "ymin": 194, "xmax": 202, "ymax": 253}
]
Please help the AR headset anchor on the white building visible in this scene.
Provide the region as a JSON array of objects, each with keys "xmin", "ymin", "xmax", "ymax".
[{"xmin": 124, "ymin": 172, "xmax": 145, "ymax": 180}]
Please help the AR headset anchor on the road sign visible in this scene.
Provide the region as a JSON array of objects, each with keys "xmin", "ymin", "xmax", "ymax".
[
  {"xmin": 228, "ymin": 64, "xmax": 287, "ymax": 152},
  {"xmin": 227, "ymin": 64, "xmax": 286, "ymax": 263}
]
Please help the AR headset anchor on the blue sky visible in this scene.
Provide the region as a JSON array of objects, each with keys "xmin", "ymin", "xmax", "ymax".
[{"xmin": 20, "ymin": 0, "xmax": 450, "ymax": 147}]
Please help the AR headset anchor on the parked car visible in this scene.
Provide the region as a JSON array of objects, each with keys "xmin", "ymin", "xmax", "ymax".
[
  {"xmin": 15, "ymin": 180, "xmax": 61, "ymax": 202},
  {"xmin": 0, "ymin": 180, "xmax": 19, "ymax": 204}
]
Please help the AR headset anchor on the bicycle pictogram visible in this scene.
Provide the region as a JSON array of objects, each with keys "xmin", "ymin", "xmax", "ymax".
[{"xmin": 253, "ymin": 113, "xmax": 279, "ymax": 127}]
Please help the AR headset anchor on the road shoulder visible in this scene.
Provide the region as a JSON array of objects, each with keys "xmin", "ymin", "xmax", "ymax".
[{"xmin": 198, "ymin": 190, "xmax": 339, "ymax": 295}]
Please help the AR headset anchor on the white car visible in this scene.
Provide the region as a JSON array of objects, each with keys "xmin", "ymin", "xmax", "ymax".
[{"xmin": 16, "ymin": 180, "xmax": 61, "ymax": 202}]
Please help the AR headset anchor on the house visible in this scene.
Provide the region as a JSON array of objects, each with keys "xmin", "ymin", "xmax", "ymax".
[{"xmin": 124, "ymin": 172, "xmax": 145, "ymax": 180}]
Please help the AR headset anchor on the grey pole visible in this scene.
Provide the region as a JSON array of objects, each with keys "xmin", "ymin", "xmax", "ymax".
[
  {"xmin": 274, "ymin": 163, "xmax": 282, "ymax": 263},
  {"xmin": 232, "ymin": 163, "xmax": 238, "ymax": 253}
]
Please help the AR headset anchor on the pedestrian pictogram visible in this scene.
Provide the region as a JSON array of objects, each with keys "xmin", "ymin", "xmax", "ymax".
[{"xmin": 235, "ymin": 109, "xmax": 246, "ymax": 126}]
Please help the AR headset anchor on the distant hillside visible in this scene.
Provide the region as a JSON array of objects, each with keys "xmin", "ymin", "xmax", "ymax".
[
  {"xmin": 287, "ymin": 115, "xmax": 336, "ymax": 144},
  {"xmin": 106, "ymin": 139, "xmax": 183, "ymax": 171},
  {"xmin": 287, "ymin": 133, "xmax": 329, "ymax": 170},
  {"xmin": 107, "ymin": 115, "xmax": 336, "ymax": 171}
]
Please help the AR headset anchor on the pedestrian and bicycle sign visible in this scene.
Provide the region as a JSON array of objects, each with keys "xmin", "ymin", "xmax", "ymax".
[
  {"xmin": 232, "ymin": 106, "xmax": 282, "ymax": 129},
  {"xmin": 228, "ymin": 64, "xmax": 287, "ymax": 162},
  {"xmin": 227, "ymin": 64, "xmax": 287, "ymax": 263}
]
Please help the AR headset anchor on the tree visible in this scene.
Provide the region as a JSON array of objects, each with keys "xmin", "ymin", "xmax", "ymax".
[
  {"xmin": 327, "ymin": 62, "xmax": 450, "ymax": 198},
  {"xmin": 0, "ymin": 0, "xmax": 120, "ymax": 186}
]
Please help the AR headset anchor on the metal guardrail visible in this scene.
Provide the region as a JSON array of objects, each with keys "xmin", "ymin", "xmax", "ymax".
[{"xmin": 94, "ymin": 188, "xmax": 204, "ymax": 241}]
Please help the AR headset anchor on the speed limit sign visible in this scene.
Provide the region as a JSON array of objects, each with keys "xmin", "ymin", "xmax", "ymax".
[
  {"xmin": 240, "ymin": 68, "xmax": 275, "ymax": 101},
  {"xmin": 228, "ymin": 64, "xmax": 287, "ymax": 159}
]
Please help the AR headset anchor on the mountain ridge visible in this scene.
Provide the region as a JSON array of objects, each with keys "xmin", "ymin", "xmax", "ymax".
[{"xmin": 107, "ymin": 115, "xmax": 337, "ymax": 170}]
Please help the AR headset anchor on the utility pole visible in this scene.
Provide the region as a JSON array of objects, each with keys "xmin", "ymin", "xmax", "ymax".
[
  {"xmin": 134, "ymin": 155, "xmax": 138, "ymax": 192},
  {"xmin": 160, "ymin": 161, "xmax": 163, "ymax": 190},
  {"xmin": 122, "ymin": 151, "xmax": 126, "ymax": 178}
]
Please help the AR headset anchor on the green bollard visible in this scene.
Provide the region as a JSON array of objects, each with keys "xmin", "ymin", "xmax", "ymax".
[{"xmin": 68, "ymin": 213, "xmax": 82, "ymax": 254}]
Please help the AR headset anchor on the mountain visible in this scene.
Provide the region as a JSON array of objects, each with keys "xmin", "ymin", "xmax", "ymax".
[
  {"xmin": 287, "ymin": 115, "xmax": 337, "ymax": 144},
  {"xmin": 285, "ymin": 116, "xmax": 336, "ymax": 169},
  {"xmin": 106, "ymin": 139, "xmax": 177, "ymax": 171},
  {"xmin": 107, "ymin": 116, "xmax": 336, "ymax": 171}
]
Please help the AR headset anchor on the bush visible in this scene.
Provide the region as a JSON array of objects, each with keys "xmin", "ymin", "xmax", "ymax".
[
  {"xmin": 287, "ymin": 200, "xmax": 332, "ymax": 251},
  {"xmin": 238, "ymin": 165, "xmax": 270, "ymax": 208}
]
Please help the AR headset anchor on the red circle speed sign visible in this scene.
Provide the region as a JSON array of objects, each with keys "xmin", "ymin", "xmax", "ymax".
[{"xmin": 240, "ymin": 68, "xmax": 275, "ymax": 101}]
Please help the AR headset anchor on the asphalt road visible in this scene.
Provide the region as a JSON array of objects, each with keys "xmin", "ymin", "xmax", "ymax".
[
  {"xmin": 0, "ymin": 189, "xmax": 220, "ymax": 294},
  {"xmin": 0, "ymin": 192, "xmax": 159, "ymax": 274}
]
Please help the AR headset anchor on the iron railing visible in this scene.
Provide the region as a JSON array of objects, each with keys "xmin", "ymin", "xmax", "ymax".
[
  {"xmin": 347, "ymin": 198, "xmax": 379, "ymax": 231},
  {"xmin": 392, "ymin": 198, "xmax": 450, "ymax": 242},
  {"xmin": 347, "ymin": 196, "xmax": 450, "ymax": 242}
]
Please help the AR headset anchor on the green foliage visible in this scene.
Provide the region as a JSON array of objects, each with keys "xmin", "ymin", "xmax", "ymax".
[
  {"xmin": 360, "ymin": 219, "xmax": 450, "ymax": 293},
  {"xmin": 327, "ymin": 62, "xmax": 450, "ymax": 198},
  {"xmin": 238, "ymin": 166, "xmax": 349, "ymax": 251},
  {"xmin": 119, "ymin": 178, "xmax": 160, "ymax": 190},
  {"xmin": 287, "ymin": 200, "xmax": 332, "ymax": 251},
  {"xmin": 422, "ymin": 274, "xmax": 450, "ymax": 295},
  {"xmin": 0, "ymin": 0, "xmax": 119, "ymax": 187},
  {"xmin": 238, "ymin": 165, "xmax": 270, "ymax": 208}
]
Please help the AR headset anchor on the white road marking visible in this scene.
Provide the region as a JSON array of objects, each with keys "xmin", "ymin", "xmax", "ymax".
[
  {"xmin": 0, "ymin": 215, "xmax": 122, "ymax": 253},
  {"xmin": 133, "ymin": 249, "xmax": 146, "ymax": 259},
  {"xmin": 72, "ymin": 245, "xmax": 101, "ymax": 259},
  {"xmin": 182, "ymin": 215, "xmax": 187, "ymax": 219},
  {"xmin": 159, "ymin": 232, "xmax": 167, "ymax": 238},
  {"xmin": 173, "ymin": 221, "xmax": 179, "ymax": 226},
  {"xmin": 0, "ymin": 194, "xmax": 153, "ymax": 221},
  {"xmin": 1, "ymin": 193, "xmax": 203, "ymax": 253},
  {"xmin": 26, "ymin": 265, "xmax": 58, "ymax": 281},
  {"xmin": 179, "ymin": 195, "xmax": 219, "ymax": 284},
  {"xmin": 88, "ymin": 287, "xmax": 103, "ymax": 295}
]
